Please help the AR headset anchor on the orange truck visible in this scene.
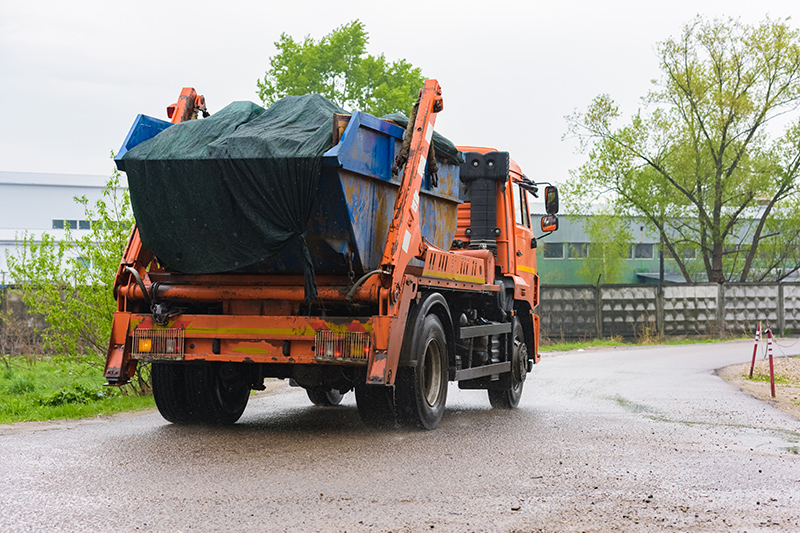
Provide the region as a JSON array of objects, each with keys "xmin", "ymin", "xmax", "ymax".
[{"xmin": 104, "ymin": 80, "xmax": 559, "ymax": 429}]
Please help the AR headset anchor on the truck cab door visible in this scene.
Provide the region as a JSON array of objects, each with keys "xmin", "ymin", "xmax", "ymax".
[{"xmin": 511, "ymin": 180, "xmax": 536, "ymax": 290}]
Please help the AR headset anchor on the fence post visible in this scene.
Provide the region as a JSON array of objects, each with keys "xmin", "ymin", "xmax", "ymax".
[
  {"xmin": 716, "ymin": 283, "xmax": 726, "ymax": 338},
  {"xmin": 595, "ymin": 285, "xmax": 603, "ymax": 339},
  {"xmin": 778, "ymin": 282, "xmax": 785, "ymax": 337}
]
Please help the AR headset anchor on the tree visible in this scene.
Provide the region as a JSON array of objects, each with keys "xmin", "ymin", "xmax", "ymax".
[
  {"xmin": 565, "ymin": 16, "xmax": 800, "ymax": 283},
  {"xmin": 6, "ymin": 166, "xmax": 145, "ymax": 389},
  {"xmin": 575, "ymin": 213, "xmax": 632, "ymax": 285},
  {"xmin": 257, "ymin": 20, "xmax": 426, "ymax": 116}
]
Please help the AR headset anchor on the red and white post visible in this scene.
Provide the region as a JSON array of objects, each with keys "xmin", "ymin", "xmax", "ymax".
[
  {"xmin": 766, "ymin": 327, "xmax": 776, "ymax": 398},
  {"xmin": 749, "ymin": 322, "xmax": 761, "ymax": 379}
]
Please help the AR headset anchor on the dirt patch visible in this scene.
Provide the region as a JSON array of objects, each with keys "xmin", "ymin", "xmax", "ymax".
[{"xmin": 717, "ymin": 356, "xmax": 800, "ymax": 421}]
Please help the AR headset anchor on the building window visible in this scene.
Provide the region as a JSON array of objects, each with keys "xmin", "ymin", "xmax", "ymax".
[
  {"xmin": 542, "ymin": 242, "xmax": 564, "ymax": 258},
  {"xmin": 632, "ymin": 243, "xmax": 654, "ymax": 259},
  {"xmin": 568, "ymin": 243, "xmax": 590, "ymax": 258},
  {"xmin": 53, "ymin": 219, "xmax": 89, "ymax": 230}
]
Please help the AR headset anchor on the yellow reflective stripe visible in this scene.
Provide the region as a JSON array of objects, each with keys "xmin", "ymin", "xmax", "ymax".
[
  {"xmin": 517, "ymin": 264, "xmax": 535, "ymax": 274},
  {"xmin": 422, "ymin": 269, "xmax": 485, "ymax": 284},
  {"xmin": 186, "ymin": 326, "xmax": 315, "ymax": 337}
]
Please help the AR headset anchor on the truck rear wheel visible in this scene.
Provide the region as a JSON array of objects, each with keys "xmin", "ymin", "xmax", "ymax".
[
  {"xmin": 397, "ymin": 313, "xmax": 449, "ymax": 430},
  {"xmin": 307, "ymin": 389, "xmax": 344, "ymax": 406},
  {"xmin": 152, "ymin": 362, "xmax": 193, "ymax": 423},
  {"xmin": 488, "ymin": 319, "xmax": 526, "ymax": 409},
  {"xmin": 186, "ymin": 363, "xmax": 250, "ymax": 424},
  {"xmin": 152, "ymin": 362, "xmax": 250, "ymax": 425}
]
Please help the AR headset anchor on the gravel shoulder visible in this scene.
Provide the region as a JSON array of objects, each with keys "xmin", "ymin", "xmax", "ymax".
[{"xmin": 717, "ymin": 356, "xmax": 800, "ymax": 421}]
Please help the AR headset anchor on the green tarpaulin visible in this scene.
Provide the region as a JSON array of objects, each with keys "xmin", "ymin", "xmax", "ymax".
[{"xmin": 123, "ymin": 94, "xmax": 347, "ymax": 302}]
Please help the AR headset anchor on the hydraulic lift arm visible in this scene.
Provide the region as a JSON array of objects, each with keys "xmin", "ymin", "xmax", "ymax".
[
  {"xmin": 366, "ymin": 79, "xmax": 444, "ymax": 385},
  {"xmin": 105, "ymin": 88, "xmax": 205, "ymax": 385}
]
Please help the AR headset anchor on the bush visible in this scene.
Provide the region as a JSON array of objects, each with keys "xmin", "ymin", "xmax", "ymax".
[
  {"xmin": 39, "ymin": 384, "xmax": 119, "ymax": 406},
  {"xmin": 6, "ymin": 164, "xmax": 149, "ymax": 393}
]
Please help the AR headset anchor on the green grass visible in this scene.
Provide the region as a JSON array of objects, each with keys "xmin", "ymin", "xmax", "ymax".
[
  {"xmin": 541, "ymin": 335, "xmax": 747, "ymax": 352},
  {"xmin": 746, "ymin": 371, "xmax": 792, "ymax": 385},
  {"xmin": 0, "ymin": 356, "xmax": 154, "ymax": 424},
  {"xmin": 540, "ymin": 337, "xmax": 627, "ymax": 351}
]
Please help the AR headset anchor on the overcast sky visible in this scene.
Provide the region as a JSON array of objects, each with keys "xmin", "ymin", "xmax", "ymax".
[{"xmin": 1, "ymin": 0, "xmax": 798, "ymax": 188}]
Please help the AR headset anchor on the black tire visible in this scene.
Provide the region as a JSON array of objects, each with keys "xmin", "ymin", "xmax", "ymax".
[
  {"xmin": 152, "ymin": 362, "xmax": 194, "ymax": 424},
  {"xmin": 355, "ymin": 383, "xmax": 397, "ymax": 428},
  {"xmin": 397, "ymin": 313, "xmax": 449, "ymax": 430},
  {"xmin": 189, "ymin": 363, "xmax": 250, "ymax": 424},
  {"xmin": 488, "ymin": 319, "xmax": 526, "ymax": 409},
  {"xmin": 307, "ymin": 389, "xmax": 344, "ymax": 406},
  {"xmin": 153, "ymin": 362, "xmax": 250, "ymax": 425}
]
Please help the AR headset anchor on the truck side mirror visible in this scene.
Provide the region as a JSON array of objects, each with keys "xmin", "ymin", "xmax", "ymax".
[
  {"xmin": 544, "ymin": 186, "xmax": 559, "ymax": 215},
  {"xmin": 541, "ymin": 214, "xmax": 558, "ymax": 233}
]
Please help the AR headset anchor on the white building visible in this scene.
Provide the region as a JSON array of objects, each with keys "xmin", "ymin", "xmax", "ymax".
[{"xmin": 0, "ymin": 171, "xmax": 125, "ymax": 285}]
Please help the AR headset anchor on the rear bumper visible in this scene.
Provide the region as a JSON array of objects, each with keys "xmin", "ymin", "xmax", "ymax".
[{"xmin": 104, "ymin": 313, "xmax": 376, "ymax": 384}]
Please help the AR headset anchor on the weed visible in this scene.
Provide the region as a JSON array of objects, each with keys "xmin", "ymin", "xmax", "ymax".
[
  {"xmin": 39, "ymin": 384, "xmax": 118, "ymax": 406},
  {"xmin": 0, "ymin": 355, "xmax": 154, "ymax": 424},
  {"xmin": 5, "ymin": 375, "xmax": 36, "ymax": 395},
  {"xmin": 745, "ymin": 372, "xmax": 792, "ymax": 385}
]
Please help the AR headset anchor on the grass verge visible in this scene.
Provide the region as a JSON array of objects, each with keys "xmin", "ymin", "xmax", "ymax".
[
  {"xmin": 541, "ymin": 335, "xmax": 746, "ymax": 352},
  {"xmin": 0, "ymin": 356, "xmax": 154, "ymax": 425}
]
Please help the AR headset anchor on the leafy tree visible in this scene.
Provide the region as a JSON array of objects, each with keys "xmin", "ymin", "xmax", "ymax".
[
  {"xmin": 257, "ymin": 20, "xmax": 425, "ymax": 116},
  {"xmin": 6, "ymin": 166, "xmax": 146, "ymax": 390},
  {"xmin": 575, "ymin": 214, "xmax": 632, "ymax": 284},
  {"xmin": 565, "ymin": 16, "xmax": 800, "ymax": 283}
]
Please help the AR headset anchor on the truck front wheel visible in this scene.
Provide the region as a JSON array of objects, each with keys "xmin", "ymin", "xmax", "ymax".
[
  {"xmin": 488, "ymin": 318, "xmax": 526, "ymax": 409},
  {"xmin": 397, "ymin": 313, "xmax": 449, "ymax": 430}
]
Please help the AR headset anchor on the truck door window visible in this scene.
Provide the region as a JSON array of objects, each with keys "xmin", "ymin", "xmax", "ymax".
[
  {"xmin": 512, "ymin": 182, "xmax": 531, "ymax": 229},
  {"xmin": 512, "ymin": 183, "xmax": 523, "ymax": 226},
  {"xmin": 521, "ymin": 190, "xmax": 531, "ymax": 228}
]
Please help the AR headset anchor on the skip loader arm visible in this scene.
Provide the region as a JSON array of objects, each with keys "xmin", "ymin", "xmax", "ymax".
[
  {"xmin": 366, "ymin": 79, "xmax": 444, "ymax": 385},
  {"xmin": 105, "ymin": 88, "xmax": 205, "ymax": 386}
]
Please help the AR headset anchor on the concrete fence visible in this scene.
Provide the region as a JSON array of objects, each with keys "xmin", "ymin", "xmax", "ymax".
[
  {"xmin": 4, "ymin": 282, "xmax": 799, "ymax": 344},
  {"xmin": 539, "ymin": 283, "xmax": 800, "ymax": 340}
]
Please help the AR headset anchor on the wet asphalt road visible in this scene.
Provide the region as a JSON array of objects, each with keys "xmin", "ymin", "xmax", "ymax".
[{"xmin": 2, "ymin": 340, "xmax": 800, "ymax": 532}]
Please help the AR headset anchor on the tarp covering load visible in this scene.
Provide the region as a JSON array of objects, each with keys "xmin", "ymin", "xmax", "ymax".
[{"xmin": 122, "ymin": 94, "xmax": 347, "ymax": 301}]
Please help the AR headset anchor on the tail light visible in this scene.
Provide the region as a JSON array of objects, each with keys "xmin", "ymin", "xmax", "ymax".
[{"xmin": 314, "ymin": 330, "xmax": 370, "ymax": 363}]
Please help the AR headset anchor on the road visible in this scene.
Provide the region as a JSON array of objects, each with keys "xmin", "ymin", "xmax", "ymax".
[{"xmin": 1, "ymin": 340, "xmax": 799, "ymax": 532}]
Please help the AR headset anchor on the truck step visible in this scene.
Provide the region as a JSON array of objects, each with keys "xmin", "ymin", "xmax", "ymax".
[
  {"xmin": 458, "ymin": 321, "xmax": 511, "ymax": 339},
  {"xmin": 452, "ymin": 361, "xmax": 511, "ymax": 381}
]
